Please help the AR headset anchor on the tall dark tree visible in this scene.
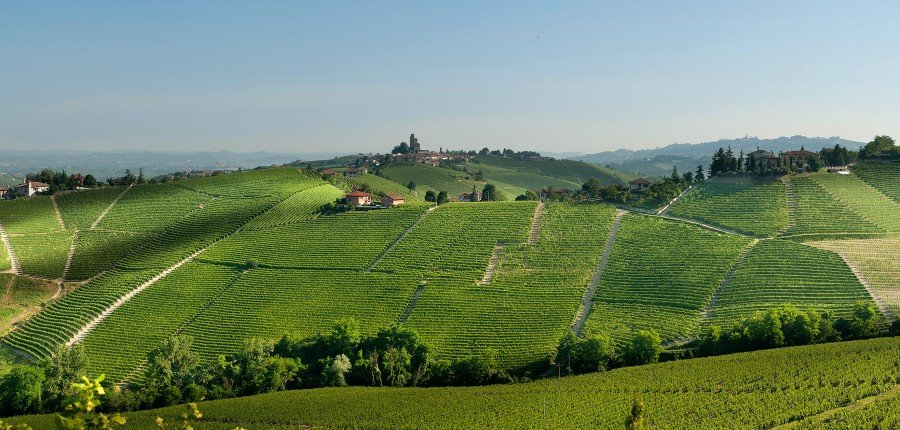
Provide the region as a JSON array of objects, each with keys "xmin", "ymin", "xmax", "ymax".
[
  {"xmin": 695, "ymin": 165, "xmax": 706, "ymax": 181},
  {"xmin": 481, "ymin": 184, "xmax": 498, "ymax": 202},
  {"xmin": 436, "ymin": 191, "xmax": 449, "ymax": 205},
  {"xmin": 709, "ymin": 148, "xmax": 727, "ymax": 177},
  {"xmin": 581, "ymin": 177, "xmax": 604, "ymax": 198}
]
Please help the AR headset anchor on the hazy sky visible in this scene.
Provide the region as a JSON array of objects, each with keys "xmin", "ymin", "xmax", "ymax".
[{"xmin": 2, "ymin": 1, "xmax": 898, "ymax": 154}]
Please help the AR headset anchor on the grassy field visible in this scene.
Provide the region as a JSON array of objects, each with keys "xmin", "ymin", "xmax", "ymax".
[
  {"xmin": 379, "ymin": 163, "xmax": 495, "ymax": 198},
  {"xmin": 378, "ymin": 157, "xmax": 634, "ymax": 200},
  {"xmin": 13, "ymin": 337, "xmax": 900, "ymax": 429},
  {"xmin": 474, "ymin": 155, "xmax": 637, "ymax": 185}
]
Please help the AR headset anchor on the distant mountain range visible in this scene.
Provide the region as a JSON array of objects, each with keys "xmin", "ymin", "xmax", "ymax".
[
  {"xmin": 0, "ymin": 149, "xmax": 346, "ymax": 181},
  {"xmin": 570, "ymin": 136, "xmax": 865, "ymax": 177}
]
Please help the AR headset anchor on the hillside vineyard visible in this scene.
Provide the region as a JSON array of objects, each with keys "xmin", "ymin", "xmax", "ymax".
[
  {"xmin": 0, "ymin": 164, "xmax": 898, "ymax": 385},
  {"xmin": 14, "ymin": 337, "xmax": 900, "ymax": 429}
]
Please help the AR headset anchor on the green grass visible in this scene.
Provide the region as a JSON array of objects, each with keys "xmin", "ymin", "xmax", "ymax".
[
  {"xmin": 667, "ymin": 179, "xmax": 787, "ymax": 236},
  {"xmin": 707, "ymin": 239, "xmax": 873, "ymax": 326},
  {"xmin": 1, "ymin": 165, "xmax": 897, "ymax": 397},
  {"xmin": 2, "ymin": 268, "xmax": 161, "ymax": 359},
  {"xmin": 379, "ymin": 163, "xmax": 490, "ymax": 198},
  {"xmin": 471, "ymin": 163, "xmax": 581, "ymax": 191},
  {"xmin": 346, "ymin": 173, "xmax": 423, "ymax": 201},
  {"xmin": 14, "ymin": 337, "xmax": 900, "ymax": 429},
  {"xmin": 585, "ymin": 215, "xmax": 751, "ymax": 344},
  {"xmin": 240, "ymin": 183, "xmax": 344, "ymax": 231},
  {"xmin": 405, "ymin": 203, "xmax": 615, "ymax": 367},
  {"xmin": 96, "ymin": 183, "xmax": 212, "ymax": 234},
  {"xmin": 0, "ymin": 237, "xmax": 9, "ymax": 272},
  {"xmin": 174, "ymin": 167, "xmax": 322, "ymax": 198},
  {"xmin": 475, "ymin": 155, "xmax": 636, "ymax": 185},
  {"xmin": 180, "ymin": 268, "xmax": 420, "ymax": 362}
]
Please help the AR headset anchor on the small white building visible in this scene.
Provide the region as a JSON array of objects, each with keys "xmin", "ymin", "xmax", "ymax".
[
  {"xmin": 344, "ymin": 168, "xmax": 368, "ymax": 178},
  {"xmin": 12, "ymin": 180, "xmax": 50, "ymax": 197},
  {"xmin": 826, "ymin": 165, "xmax": 850, "ymax": 174}
]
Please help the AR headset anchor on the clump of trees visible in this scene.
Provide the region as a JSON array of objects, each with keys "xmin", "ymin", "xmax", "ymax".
[
  {"xmin": 552, "ymin": 330, "xmax": 661, "ymax": 376},
  {"xmin": 106, "ymin": 169, "xmax": 148, "ymax": 186},
  {"xmin": 819, "ymin": 144, "xmax": 857, "ymax": 166},
  {"xmin": 859, "ymin": 135, "xmax": 899, "ymax": 160},
  {"xmin": 93, "ymin": 320, "xmax": 513, "ymax": 412},
  {"xmin": 696, "ymin": 303, "xmax": 888, "ymax": 356},
  {"xmin": 0, "ymin": 345, "xmax": 89, "ymax": 416},
  {"xmin": 24, "ymin": 169, "xmax": 100, "ymax": 194},
  {"xmin": 424, "ymin": 190, "xmax": 449, "ymax": 204}
]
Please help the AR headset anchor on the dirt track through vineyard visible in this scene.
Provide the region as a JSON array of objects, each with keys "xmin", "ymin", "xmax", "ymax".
[{"xmin": 571, "ymin": 209, "xmax": 625, "ymax": 336}]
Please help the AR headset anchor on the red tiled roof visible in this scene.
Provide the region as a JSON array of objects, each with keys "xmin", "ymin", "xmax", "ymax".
[
  {"xmin": 346, "ymin": 191, "xmax": 370, "ymax": 197},
  {"xmin": 384, "ymin": 194, "xmax": 405, "ymax": 200},
  {"xmin": 629, "ymin": 178, "xmax": 652, "ymax": 185},
  {"xmin": 781, "ymin": 150, "xmax": 817, "ymax": 156}
]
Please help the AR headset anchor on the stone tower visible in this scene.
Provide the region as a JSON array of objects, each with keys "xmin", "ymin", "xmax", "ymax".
[{"xmin": 409, "ymin": 133, "xmax": 420, "ymax": 152}]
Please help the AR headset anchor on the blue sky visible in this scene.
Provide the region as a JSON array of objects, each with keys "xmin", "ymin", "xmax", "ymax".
[{"xmin": 2, "ymin": 1, "xmax": 898, "ymax": 154}]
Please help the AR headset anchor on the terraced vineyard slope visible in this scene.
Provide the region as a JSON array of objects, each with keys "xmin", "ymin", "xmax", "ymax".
[
  {"xmin": 705, "ymin": 239, "xmax": 874, "ymax": 326},
  {"xmin": 852, "ymin": 162, "xmax": 900, "ymax": 203},
  {"xmin": 783, "ymin": 175, "xmax": 885, "ymax": 239},
  {"xmin": 810, "ymin": 236, "xmax": 900, "ymax": 316},
  {"xmin": 666, "ymin": 178, "xmax": 787, "ymax": 237},
  {"xmin": 585, "ymin": 214, "xmax": 750, "ymax": 344}
]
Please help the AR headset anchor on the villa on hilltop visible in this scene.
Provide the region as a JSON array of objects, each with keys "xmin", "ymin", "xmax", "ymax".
[
  {"xmin": 1, "ymin": 180, "xmax": 50, "ymax": 199},
  {"xmin": 742, "ymin": 147, "xmax": 821, "ymax": 172}
]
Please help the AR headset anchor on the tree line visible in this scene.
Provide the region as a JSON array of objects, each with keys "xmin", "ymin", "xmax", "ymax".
[
  {"xmin": 696, "ymin": 302, "xmax": 894, "ymax": 356},
  {"xmin": 516, "ymin": 166, "xmax": 698, "ymax": 206}
]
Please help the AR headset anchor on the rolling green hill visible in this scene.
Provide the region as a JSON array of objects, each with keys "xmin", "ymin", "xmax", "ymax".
[
  {"xmin": 0, "ymin": 165, "xmax": 892, "ymax": 383},
  {"xmin": 0, "ymin": 163, "xmax": 896, "ymax": 426},
  {"xmin": 377, "ymin": 156, "xmax": 637, "ymax": 200}
]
